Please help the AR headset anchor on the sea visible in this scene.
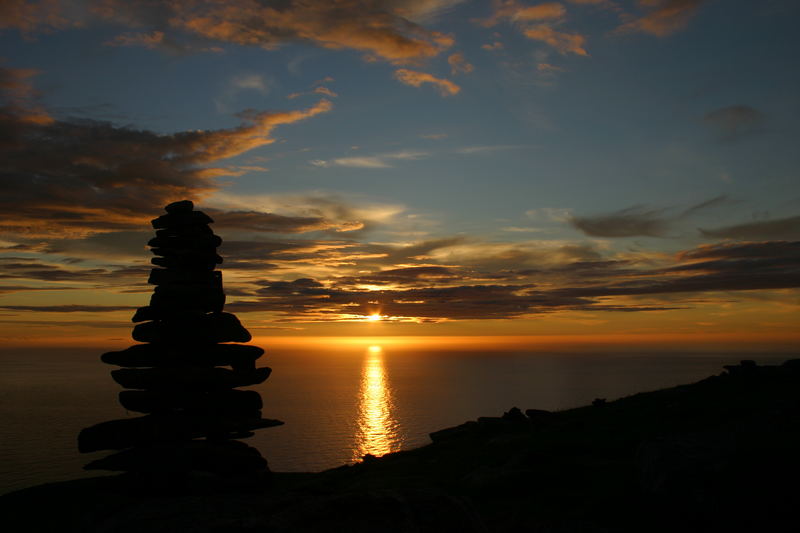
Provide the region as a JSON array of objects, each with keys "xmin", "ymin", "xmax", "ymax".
[{"xmin": 1, "ymin": 337, "xmax": 794, "ymax": 495}]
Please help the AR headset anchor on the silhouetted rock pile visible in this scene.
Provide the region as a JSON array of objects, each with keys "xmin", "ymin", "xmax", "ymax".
[{"xmin": 78, "ymin": 200, "xmax": 281, "ymax": 484}]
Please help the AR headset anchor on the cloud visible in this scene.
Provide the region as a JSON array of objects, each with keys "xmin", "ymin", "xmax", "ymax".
[
  {"xmin": 311, "ymin": 150, "xmax": 429, "ymax": 168},
  {"xmin": 703, "ymin": 105, "xmax": 764, "ymax": 141},
  {"xmin": 552, "ymin": 240, "xmax": 800, "ymax": 298},
  {"xmin": 537, "ymin": 62, "xmax": 566, "ymax": 73},
  {"xmin": 0, "ymin": 66, "xmax": 52, "ymax": 125},
  {"xmin": 617, "ymin": 0, "xmax": 706, "ymax": 37},
  {"xmin": 390, "ymin": 0, "xmax": 469, "ymax": 22},
  {"xmin": 482, "ymin": 41, "xmax": 504, "ymax": 51},
  {"xmin": 0, "ymin": 0, "xmax": 78, "ymax": 33},
  {"xmin": 80, "ymin": 1, "xmax": 456, "ymax": 64},
  {"xmin": 478, "ymin": 1, "xmax": 588, "ymax": 56},
  {"xmin": 447, "ymin": 52, "xmax": 474, "ymax": 75},
  {"xmin": 699, "ymin": 215, "xmax": 800, "ymax": 241},
  {"xmin": 420, "ymin": 132, "xmax": 448, "ymax": 140},
  {"xmin": 523, "ymin": 24, "xmax": 588, "ymax": 56},
  {"xmin": 0, "ymin": 70, "xmax": 333, "ymax": 238},
  {"xmin": 569, "ymin": 206, "xmax": 672, "ymax": 237},
  {"xmin": 679, "ymin": 241, "xmax": 800, "ymax": 261},
  {"xmin": 481, "ymin": 1, "xmax": 567, "ymax": 27},
  {"xmin": 105, "ymin": 31, "xmax": 168, "ymax": 50},
  {"xmin": 230, "ymin": 74, "xmax": 270, "ymax": 94},
  {"xmin": 224, "ymin": 239, "xmax": 800, "ymax": 322},
  {"xmin": 454, "ymin": 144, "xmax": 524, "ymax": 154},
  {"xmin": 0, "ymin": 304, "xmax": 137, "ymax": 313},
  {"xmin": 570, "ymin": 197, "xmax": 729, "ymax": 238},
  {"xmin": 0, "ymin": 257, "xmax": 148, "ymax": 287},
  {"xmin": 288, "ymin": 86, "xmax": 338, "ymax": 100},
  {"xmin": 209, "ymin": 209, "xmax": 364, "ymax": 233},
  {"xmin": 215, "ymin": 73, "xmax": 273, "ymax": 113},
  {"xmin": 393, "ymin": 69, "xmax": 461, "ymax": 95}
]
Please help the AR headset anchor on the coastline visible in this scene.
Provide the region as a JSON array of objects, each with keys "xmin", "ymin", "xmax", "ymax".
[{"xmin": 3, "ymin": 359, "xmax": 799, "ymax": 532}]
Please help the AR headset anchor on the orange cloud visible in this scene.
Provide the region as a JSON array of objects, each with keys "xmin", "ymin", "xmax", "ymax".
[
  {"xmin": 105, "ymin": 30, "xmax": 166, "ymax": 49},
  {"xmin": 618, "ymin": 0, "xmax": 706, "ymax": 37},
  {"xmin": 479, "ymin": 1, "xmax": 587, "ymax": 56},
  {"xmin": 447, "ymin": 52, "xmax": 474, "ymax": 75},
  {"xmin": 394, "ymin": 69, "xmax": 461, "ymax": 96},
  {"xmin": 482, "ymin": 0, "xmax": 566, "ymax": 27},
  {"xmin": 0, "ymin": 66, "xmax": 52, "ymax": 125},
  {"xmin": 90, "ymin": 0, "xmax": 455, "ymax": 64},
  {"xmin": 523, "ymin": 25, "xmax": 588, "ymax": 55},
  {"xmin": 482, "ymin": 41, "xmax": 504, "ymax": 51},
  {"xmin": 290, "ymin": 86, "xmax": 339, "ymax": 99},
  {"xmin": 0, "ymin": 0, "xmax": 76, "ymax": 33}
]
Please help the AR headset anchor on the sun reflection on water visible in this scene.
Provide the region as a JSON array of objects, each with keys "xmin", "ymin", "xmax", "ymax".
[{"xmin": 352, "ymin": 345, "xmax": 401, "ymax": 460}]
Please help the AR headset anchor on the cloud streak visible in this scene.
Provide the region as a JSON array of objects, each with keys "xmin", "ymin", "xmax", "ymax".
[
  {"xmin": 569, "ymin": 197, "xmax": 729, "ymax": 238},
  {"xmin": 0, "ymin": 67, "xmax": 333, "ymax": 238},
  {"xmin": 617, "ymin": 0, "xmax": 706, "ymax": 37},
  {"xmin": 6, "ymin": 1, "xmax": 456, "ymax": 64},
  {"xmin": 222, "ymin": 239, "xmax": 799, "ymax": 322},
  {"xmin": 394, "ymin": 69, "xmax": 461, "ymax": 95},
  {"xmin": 311, "ymin": 150, "xmax": 429, "ymax": 168}
]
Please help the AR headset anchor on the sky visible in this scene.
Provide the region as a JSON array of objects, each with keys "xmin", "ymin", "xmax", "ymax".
[{"xmin": 1, "ymin": 0, "xmax": 798, "ymax": 349}]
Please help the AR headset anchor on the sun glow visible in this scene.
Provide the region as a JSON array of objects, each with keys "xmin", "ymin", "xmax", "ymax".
[{"xmin": 367, "ymin": 313, "xmax": 382, "ymax": 322}]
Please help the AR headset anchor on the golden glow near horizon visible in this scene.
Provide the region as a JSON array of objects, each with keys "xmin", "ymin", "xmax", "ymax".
[
  {"xmin": 367, "ymin": 313, "xmax": 383, "ymax": 322},
  {"xmin": 352, "ymin": 345, "xmax": 401, "ymax": 461}
]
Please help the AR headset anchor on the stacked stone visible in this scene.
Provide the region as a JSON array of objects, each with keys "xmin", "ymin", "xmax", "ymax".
[{"xmin": 78, "ymin": 200, "xmax": 281, "ymax": 482}]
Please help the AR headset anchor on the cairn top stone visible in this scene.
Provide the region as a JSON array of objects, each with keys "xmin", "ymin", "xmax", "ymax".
[{"xmin": 165, "ymin": 200, "xmax": 194, "ymax": 213}]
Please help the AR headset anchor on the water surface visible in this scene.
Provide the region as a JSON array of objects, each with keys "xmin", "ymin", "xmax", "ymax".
[{"xmin": 0, "ymin": 340, "xmax": 791, "ymax": 495}]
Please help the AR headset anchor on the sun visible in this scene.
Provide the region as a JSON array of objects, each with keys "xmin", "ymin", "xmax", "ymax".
[{"xmin": 367, "ymin": 313, "xmax": 382, "ymax": 322}]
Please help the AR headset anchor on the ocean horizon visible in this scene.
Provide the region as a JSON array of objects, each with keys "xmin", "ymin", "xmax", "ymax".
[{"xmin": 1, "ymin": 338, "xmax": 795, "ymax": 495}]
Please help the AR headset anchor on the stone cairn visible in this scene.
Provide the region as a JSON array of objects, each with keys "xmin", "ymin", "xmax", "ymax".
[{"xmin": 78, "ymin": 200, "xmax": 281, "ymax": 484}]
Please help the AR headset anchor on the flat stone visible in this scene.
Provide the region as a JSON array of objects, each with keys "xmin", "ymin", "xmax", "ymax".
[
  {"xmin": 83, "ymin": 440, "xmax": 268, "ymax": 474},
  {"xmin": 132, "ymin": 313, "xmax": 251, "ymax": 343},
  {"xmin": 146, "ymin": 286, "xmax": 226, "ymax": 316},
  {"xmin": 148, "ymin": 234, "xmax": 222, "ymax": 250},
  {"xmin": 150, "ymin": 246, "xmax": 221, "ymax": 259},
  {"xmin": 78, "ymin": 412, "xmax": 283, "ymax": 452},
  {"xmin": 151, "ymin": 255, "xmax": 221, "ymax": 270},
  {"xmin": 111, "ymin": 366, "xmax": 271, "ymax": 391},
  {"xmin": 151, "ymin": 211, "xmax": 214, "ymax": 229},
  {"xmin": 164, "ymin": 200, "xmax": 194, "ymax": 213},
  {"xmin": 148, "ymin": 268, "xmax": 221, "ymax": 286},
  {"xmin": 132, "ymin": 306, "xmax": 210, "ymax": 323},
  {"xmin": 101, "ymin": 343, "xmax": 264, "ymax": 368},
  {"xmin": 119, "ymin": 389, "xmax": 263, "ymax": 414},
  {"xmin": 155, "ymin": 225, "xmax": 213, "ymax": 238}
]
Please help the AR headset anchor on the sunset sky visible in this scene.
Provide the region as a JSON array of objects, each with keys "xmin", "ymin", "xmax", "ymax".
[{"xmin": 1, "ymin": 0, "xmax": 798, "ymax": 348}]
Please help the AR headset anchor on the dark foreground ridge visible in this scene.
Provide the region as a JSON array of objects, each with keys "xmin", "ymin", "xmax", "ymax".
[{"xmin": 4, "ymin": 359, "xmax": 800, "ymax": 532}]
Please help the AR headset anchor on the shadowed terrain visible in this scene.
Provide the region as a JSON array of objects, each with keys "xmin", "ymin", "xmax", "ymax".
[{"xmin": 3, "ymin": 359, "xmax": 799, "ymax": 532}]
